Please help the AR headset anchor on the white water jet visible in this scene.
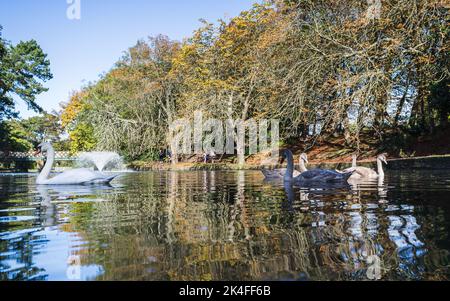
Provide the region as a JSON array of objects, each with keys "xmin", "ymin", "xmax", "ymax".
[{"xmin": 77, "ymin": 152, "xmax": 124, "ymax": 171}]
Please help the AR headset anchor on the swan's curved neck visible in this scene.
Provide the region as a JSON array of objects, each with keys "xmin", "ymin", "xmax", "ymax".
[
  {"xmin": 299, "ymin": 158, "xmax": 307, "ymax": 172},
  {"xmin": 284, "ymin": 151, "xmax": 294, "ymax": 182},
  {"xmin": 352, "ymin": 156, "xmax": 357, "ymax": 168},
  {"xmin": 37, "ymin": 147, "xmax": 55, "ymax": 184},
  {"xmin": 377, "ymin": 158, "xmax": 384, "ymax": 177}
]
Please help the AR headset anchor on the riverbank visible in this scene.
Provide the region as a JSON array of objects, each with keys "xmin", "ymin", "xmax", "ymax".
[
  {"xmin": 129, "ymin": 126, "xmax": 450, "ymax": 171},
  {"xmin": 129, "ymin": 154, "xmax": 450, "ymax": 171},
  {"xmin": 128, "ymin": 161, "xmax": 263, "ymax": 171}
]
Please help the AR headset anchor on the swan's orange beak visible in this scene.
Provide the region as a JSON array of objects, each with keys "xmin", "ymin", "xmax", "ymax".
[{"xmin": 33, "ymin": 149, "xmax": 41, "ymax": 156}]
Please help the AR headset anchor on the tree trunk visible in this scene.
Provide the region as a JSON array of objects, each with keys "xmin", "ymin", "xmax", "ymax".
[
  {"xmin": 394, "ymin": 84, "xmax": 409, "ymax": 127},
  {"xmin": 420, "ymin": 92, "xmax": 426, "ymax": 131},
  {"xmin": 409, "ymin": 97, "xmax": 420, "ymax": 128}
]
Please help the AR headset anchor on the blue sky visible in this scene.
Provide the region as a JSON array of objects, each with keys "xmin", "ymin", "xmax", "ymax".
[{"xmin": 0, "ymin": 0, "xmax": 257, "ymax": 118}]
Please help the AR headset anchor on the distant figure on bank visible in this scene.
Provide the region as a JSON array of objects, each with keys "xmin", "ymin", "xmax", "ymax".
[
  {"xmin": 209, "ymin": 150, "xmax": 216, "ymax": 163},
  {"xmin": 203, "ymin": 150, "xmax": 216, "ymax": 163},
  {"xmin": 159, "ymin": 149, "xmax": 171, "ymax": 162},
  {"xmin": 158, "ymin": 149, "xmax": 165, "ymax": 162}
]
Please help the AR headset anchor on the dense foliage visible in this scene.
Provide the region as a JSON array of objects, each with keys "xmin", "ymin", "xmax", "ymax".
[
  {"xmin": 0, "ymin": 26, "xmax": 52, "ymax": 119},
  {"xmin": 60, "ymin": 0, "xmax": 449, "ymax": 161},
  {"xmin": 0, "ymin": 25, "xmax": 56, "ymax": 153},
  {"xmin": 0, "ymin": 112, "xmax": 68, "ymax": 152}
]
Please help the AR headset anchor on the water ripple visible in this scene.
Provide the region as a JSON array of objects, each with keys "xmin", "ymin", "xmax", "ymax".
[{"xmin": 0, "ymin": 170, "xmax": 449, "ymax": 280}]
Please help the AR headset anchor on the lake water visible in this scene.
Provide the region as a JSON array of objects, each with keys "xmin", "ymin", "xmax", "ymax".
[{"xmin": 0, "ymin": 170, "xmax": 449, "ymax": 281}]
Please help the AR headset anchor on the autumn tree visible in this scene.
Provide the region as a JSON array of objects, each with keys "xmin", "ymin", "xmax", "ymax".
[
  {"xmin": 61, "ymin": 0, "xmax": 449, "ymax": 161},
  {"xmin": 62, "ymin": 35, "xmax": 181, "ymax": 159}
]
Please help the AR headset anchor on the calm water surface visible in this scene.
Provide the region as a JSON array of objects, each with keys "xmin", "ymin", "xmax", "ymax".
[{"xmin": 1, "ymin": 170, "xmax": 449, "ymax": 280}]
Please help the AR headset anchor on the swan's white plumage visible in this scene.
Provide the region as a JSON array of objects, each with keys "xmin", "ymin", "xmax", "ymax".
[
  {"xmin": 36, "ymin": 168, "xmax": 118, "ymax": 185},
  {"xmin": 36, "ymin": 142, "xmax": 118, "ymax": 185},
  {"xmin": 342, "ymin": 154, "xmax": 387, "ymax": 179},
  {"xmin": 344, "ymin": 166, "xmax": 378, "ymax": 179}
]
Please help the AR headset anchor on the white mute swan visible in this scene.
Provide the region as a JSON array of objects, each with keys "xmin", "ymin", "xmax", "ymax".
[
  {"xmin": 299, "ymin": 153, "xmax": 308, "ymax": 172},
  {"xmin": 343, "ymin": 154, "xmax": 387, "ymax": 179},
  {"xmin": 35, "ymin": 142, "xmax": 119, "ymax": 185},
  {"xmin": 282, "ymin": 150, "xmax": 354, "ymax": 183},
  {"xmin": 350, "ymin": 154, "xmax": 357, "ymax": 168},
  {"xmin": 261, "ymin": 153, "xmax": 308, "ymax": 179}
]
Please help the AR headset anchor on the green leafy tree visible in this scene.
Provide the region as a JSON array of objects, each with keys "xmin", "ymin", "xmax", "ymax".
[
  {"xmin": 68, "ymin": 122, "xmax": 96, "ymax": 153},
  {"xmin": 0, "ymin": 112, "xmax": 67, "ymax": 152},
  {"xmin": 0, "ymin": 120, "xmax": 33, "ymax": 152},
  {"xmin": 21, "ymin": 112, "xmax": 64, "ymax": 145},
  {"xmin": 0, "ymin": 25, "xmax": 53, "ymax": 120}
]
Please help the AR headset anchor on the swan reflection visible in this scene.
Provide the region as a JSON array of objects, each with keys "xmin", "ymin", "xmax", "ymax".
[
  {"xmin": 36, "ymin": 184, "xmax": 117, "ymax": 227},
  {"xmin": 270, "ymin": 171, "xmax": 430, "ymax": 279}
]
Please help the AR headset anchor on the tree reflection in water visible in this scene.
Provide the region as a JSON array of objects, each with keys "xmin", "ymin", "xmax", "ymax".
[{"xmin": 0, "ymin": 170, "xmax": 449, "ymax": 280}]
